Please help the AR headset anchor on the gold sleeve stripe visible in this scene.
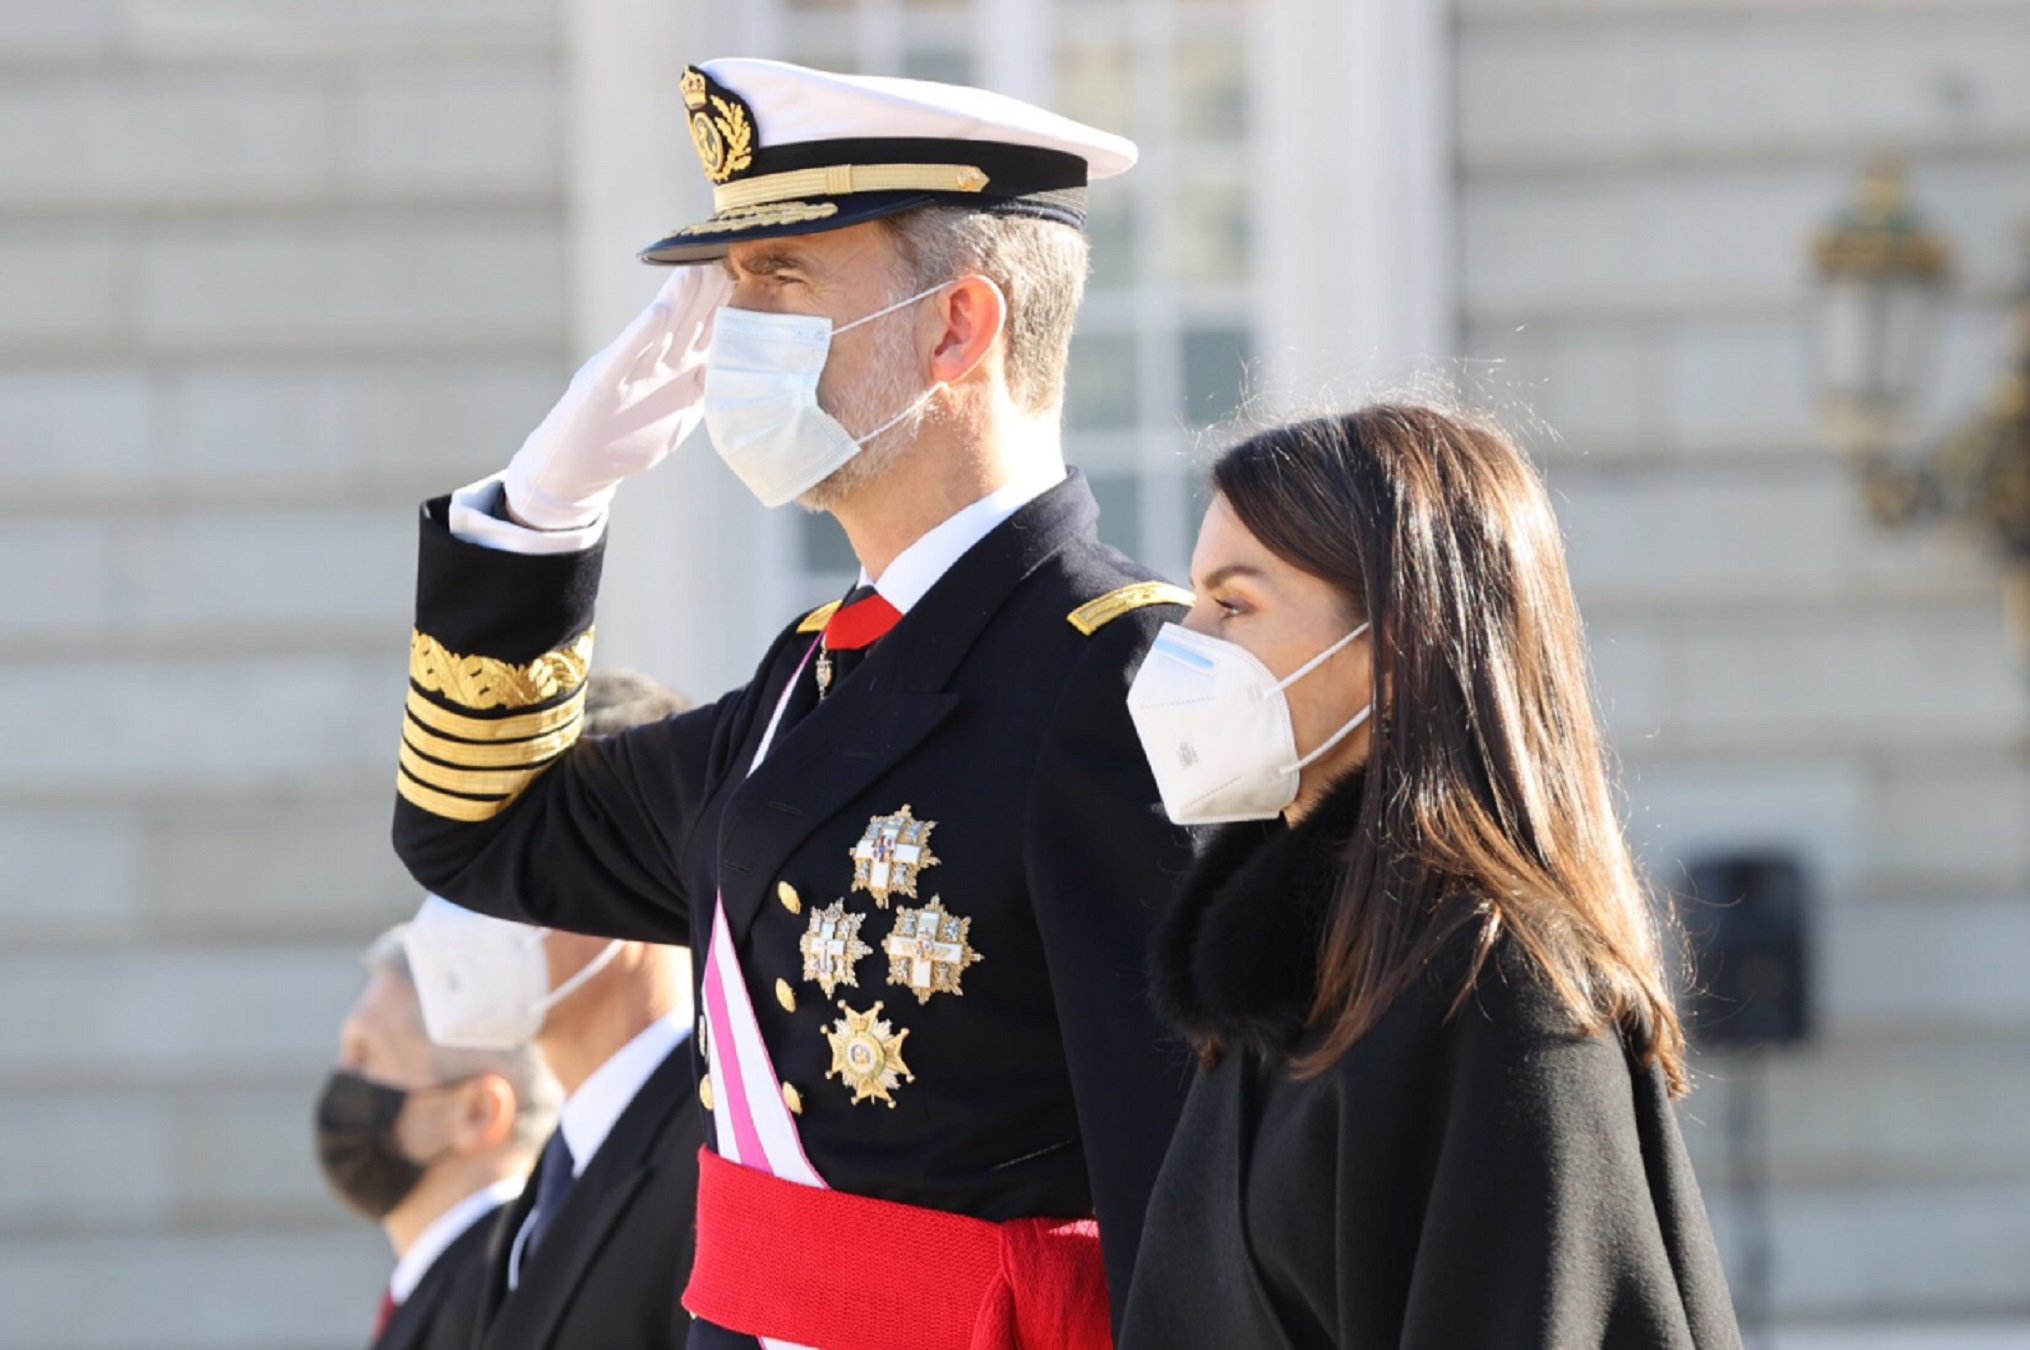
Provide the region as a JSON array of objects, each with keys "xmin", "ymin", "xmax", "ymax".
[
  {"xmin": 1068, "ymin": 582, "xmax": 1195, "ymax": 636},
  {"xmin": 401, "ymin": 715, "xmax": 581, "ymax": 770},
  {"xmin": 796, "ymin": 600, "xmax": 842, "ymax": 635},
  {"xmin": 409, "ymin": 627, "xmax": 594, "ymax": 712},
  {"xmin": 396, "ymin": 770, "xmax": 522, "ymax": 823},
  {"xmin": 406, "ymin": 687, "xmax": 584, "ymax": 743},
  {"xmin": 398, "ymin": 741, "xmax": 551, "ymax": 798}
]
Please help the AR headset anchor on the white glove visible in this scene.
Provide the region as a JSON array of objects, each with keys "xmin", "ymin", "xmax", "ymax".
[{"xmin": 501, "ymin": 264, "xmax": 734, "ymax": 530}]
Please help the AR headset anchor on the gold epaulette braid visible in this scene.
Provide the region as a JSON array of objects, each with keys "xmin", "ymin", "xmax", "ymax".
[{"xmin": 1067, "ymin": 582, "xmax": 1194, "ymax": 636}]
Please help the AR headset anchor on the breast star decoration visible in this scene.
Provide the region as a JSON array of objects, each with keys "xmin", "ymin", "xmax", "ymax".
[
  {"xmin": 883, "ymin": 899, "xmax": 983, "ymax": 1005},
  {"xmin": 849, "ymin": 806, "xmax": 939, "ymax": 909},
  {"xmin": 799, "ymin": 900, "xmax": 873, "ymax": 999},
  {"xmin": 824, "ymin": 1001, "xmax": 914, "ymax": 1107}
]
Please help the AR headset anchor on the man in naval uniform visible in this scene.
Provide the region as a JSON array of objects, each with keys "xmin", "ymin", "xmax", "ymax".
[{"xmin": 390, "ymin": 59, "xmax": 1194, "ymax": 1349}]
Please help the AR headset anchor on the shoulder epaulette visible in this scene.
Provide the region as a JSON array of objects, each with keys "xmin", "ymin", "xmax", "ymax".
[
  {"xmin": 796, "ymin": 600, "xmax": 842, "ymax": 634},
  {"xmin": 1067, "ymin": 581, "xmax": 1194, "ymax": 636}
]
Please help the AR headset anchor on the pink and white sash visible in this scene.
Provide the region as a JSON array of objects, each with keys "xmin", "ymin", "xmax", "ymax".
[{"xmin": 700, "ymin": 639, "xmax": 828, "ymax": 1349}]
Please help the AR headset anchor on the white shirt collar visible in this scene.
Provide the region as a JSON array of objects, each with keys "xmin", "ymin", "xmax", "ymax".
[
  {"xmin": 860, "ymin": 467, "xmax": 1065, "ymax": 615},
  {"xmin": 389, "ymin": 1175, "xmax": 523, "ymax": 1303},
  {"xmin": 558, "ymin": 1012, "xmax": 689, "ymax": 1175}
]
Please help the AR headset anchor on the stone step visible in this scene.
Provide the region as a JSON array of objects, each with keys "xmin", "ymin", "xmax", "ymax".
[
  {"xmin": 0, "ymin": 1080, "xmax": 347, "ymax": 1234},
  {"xmin": 0, "ymin": 354, "xmax": 562, "ymax": 506},
  {"xmin": 1456, "ymin": 7, "xmax": 2030, "ymax": 170},
  {"xmin": 1705, "ymin": 1180, "xmax": 2030, "ymax": 1324},
  {"xmin": 0, "ymin": 57, "xmax": 560, "ymax": 213},
  {"xmin": 0, "ymin": 943, "xmax": 373, "ymax": 1087},
  {"xmin": 0, "ymin": 209, "xmax": 564, "ymax": 354},
  {"xmin": 1681, "ymin": 1038, "xmax": 2030, "ymax": 1189},
  {"xmin": 0, "ymin": 1224, "xmax": 386, "ymax": 1350}
]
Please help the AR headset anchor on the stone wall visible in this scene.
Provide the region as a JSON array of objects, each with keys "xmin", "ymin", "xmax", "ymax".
[
  {"xmin": 0, "ymin": 4, "xmax": 570, "ymax": 1346},
  {"xmin": 1455, "ymin": 0, "xmax": 2030, "ymax": 1330}
]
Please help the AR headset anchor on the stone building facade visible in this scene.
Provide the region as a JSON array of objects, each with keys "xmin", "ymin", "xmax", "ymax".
[{"xmin": 0, "ymin": 1, "xmax": 2024, "ymax": 1345}]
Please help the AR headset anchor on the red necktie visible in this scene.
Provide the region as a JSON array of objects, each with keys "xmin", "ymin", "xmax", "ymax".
[
  {"xmin": 817, "ymin": 587, "xmax": 903, "ymax": 697},
  {"xmin": 823, "ymin": 587, "xmax": 903, "ymax": 652},
  {"xmin": 372, "ymin": 1287, "xmax": 398, "ymax": 1342}
]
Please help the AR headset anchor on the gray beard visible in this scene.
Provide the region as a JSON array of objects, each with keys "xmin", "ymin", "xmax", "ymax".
[{"xmin": 796, "ymin": 318, "xmax": 939, "ymax": 514}]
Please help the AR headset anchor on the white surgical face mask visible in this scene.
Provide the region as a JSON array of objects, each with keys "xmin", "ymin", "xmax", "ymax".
[
  {"xmin": 702, "ymin": 282, "xmax": 948, "ymax": 509},
  {"xmin": 1126, "ymin": 621, "xmax": 1372, "ymax": 825},
  {"xmin": 402, "ymin": 896, "xmax": 622, "ymax": 1050}
]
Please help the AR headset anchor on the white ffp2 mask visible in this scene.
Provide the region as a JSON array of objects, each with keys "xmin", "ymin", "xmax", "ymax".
[
  {"xmin": 701, "ymin": 283, "xmax": 947, "ymax": 509},
  {"xmin": 402, "ymin": 895, "xmax": 622, "ymax": 1050},
  {"xmin": 1126, "ymin": 622, "xmax": 1372, "ymax": 825}
]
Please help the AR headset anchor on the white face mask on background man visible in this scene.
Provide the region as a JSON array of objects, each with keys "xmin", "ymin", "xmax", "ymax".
[
  {"xmin": 402, "ymin": 895, "xmax": 622, "ymax": 1050},
  {"xmin": 1126, "ymin": 622, "xmax": 1372, "ymax": 825},
  {"xmin": 701, "ymin": 281, "xmax": 953, "ymax": 509}
]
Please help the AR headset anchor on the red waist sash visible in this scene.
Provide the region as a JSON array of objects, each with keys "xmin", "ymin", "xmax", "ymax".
[{"xmin": 683, "ymin": 1147, "xmax": 1113, "ymax": 1350}]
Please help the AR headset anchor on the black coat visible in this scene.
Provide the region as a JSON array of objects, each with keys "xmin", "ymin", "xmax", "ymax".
[
  {"xmin": 372, "ymin": 1202, "xmax": 496, "ymax": 1350},
  {"xmin": 393, "ymin": 471, "xmax": 1196, "ymax": 1342},
  {"xmin": 473, "ymin": 1041, "xmax": 702, "ymax": 1350},
  {"xmin": 1120, "ymin": 784, "xmax": 1743, "ymax": 1350}
]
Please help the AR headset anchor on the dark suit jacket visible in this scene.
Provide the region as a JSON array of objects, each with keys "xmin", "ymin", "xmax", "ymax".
[
  {"xmin": 395, "ymin": 470, "xmax": 1198, "ymax": 1339},
  {"xmin": 474, "ymin": 1042, "xmax": 702, "ymax": 1350},
  {"xmin": 372, "ymin": 1202, "xmax": 496, "ymax": 1350}
]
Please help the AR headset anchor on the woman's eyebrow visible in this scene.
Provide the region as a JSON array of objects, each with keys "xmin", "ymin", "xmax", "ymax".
[{"xmin": 1199, "ymin": 563, "xmax": 1266, "ymax": 591}]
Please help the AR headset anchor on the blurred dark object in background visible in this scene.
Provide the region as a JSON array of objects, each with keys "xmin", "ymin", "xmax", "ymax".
[{"xmin": 1686, "ymin": 851, "xmax": 1813, "ymax": 1049}]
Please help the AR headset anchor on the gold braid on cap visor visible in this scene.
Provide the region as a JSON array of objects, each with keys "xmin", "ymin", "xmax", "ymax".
[{"xmin": 712, "ymin": 163, "xmax": 990, "ymax": 212}]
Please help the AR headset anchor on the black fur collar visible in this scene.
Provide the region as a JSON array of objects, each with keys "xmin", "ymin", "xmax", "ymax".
[{"xmin": 1152, "ymin": 777, "xmax": 1366, "ymax": 1060}]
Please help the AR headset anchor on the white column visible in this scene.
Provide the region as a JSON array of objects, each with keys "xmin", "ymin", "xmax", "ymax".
[
  {"xmin": 1250, "ymin": 0, "xmax": 1454, "ymax": 415},
  {"xmin": 562, "ymin": 0, "xmax": 788, "ymax": 701}
]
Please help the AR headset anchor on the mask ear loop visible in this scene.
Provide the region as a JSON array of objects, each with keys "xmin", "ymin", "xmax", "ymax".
[
  {"xmin": 530, "ymin": 938, "xmax": 624, "ymax": 1020},
  {"xmin": 1272, "ymin": 621, "xmax": 1371, "ymax": 693},
  {"xmin": 833, "ymin": 279, "xmax": 952, "ymax": 335},
  {"xmin": 1275, "ymin": 622, "xmax": 1374, "ymax": 770},
  {"xmin": 834, "ymin": 276, "xmax": 1011, "ymax": 448}
]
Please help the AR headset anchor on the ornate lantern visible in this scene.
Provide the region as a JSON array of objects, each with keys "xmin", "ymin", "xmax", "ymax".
[
  {"xmin": 1811, "ymin": 159, "xmax": 2030, "ymax": 666},
  {"xmin": 1810, "ymin": 157, "xmax": 1951, "ymax": 472}
]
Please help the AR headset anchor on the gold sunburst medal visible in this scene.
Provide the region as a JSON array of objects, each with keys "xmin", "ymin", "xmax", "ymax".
[{"xmin": 824, "ymin": 1001, "xmax": 913, "ymax": 1108}]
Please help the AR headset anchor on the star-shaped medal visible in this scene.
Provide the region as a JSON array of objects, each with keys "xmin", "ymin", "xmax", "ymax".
[
  {"xmin": 824, "ymin": 1001, "xmax": 913, "ymax": 1107},
  {"xmin": 799, "ymin": 900, "xmax": 872, "ymax": 999}
]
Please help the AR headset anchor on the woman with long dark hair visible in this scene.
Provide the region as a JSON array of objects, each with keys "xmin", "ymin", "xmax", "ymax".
[{"xmin": 1119, "ymin": 405, "xmax": 1741, "ymax": 1348}]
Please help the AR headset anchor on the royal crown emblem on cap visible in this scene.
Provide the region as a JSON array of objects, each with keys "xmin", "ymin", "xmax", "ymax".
[{"xmin": 682, "ymin": 65, "xmax": 755, "ymax": 184}]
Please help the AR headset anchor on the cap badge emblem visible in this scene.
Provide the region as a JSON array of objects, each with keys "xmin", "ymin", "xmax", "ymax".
[{"xmin": 682, "ymin": 65, "xmax": 755, "ymax": 184}]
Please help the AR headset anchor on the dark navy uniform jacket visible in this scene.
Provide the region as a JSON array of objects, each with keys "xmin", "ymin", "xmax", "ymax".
[{"xmin": 391, "ymin": 470, "xmax": 1197, "ymax": 1342}]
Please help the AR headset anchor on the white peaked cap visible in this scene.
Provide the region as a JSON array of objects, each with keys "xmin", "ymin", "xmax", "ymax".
[{"xmin": 640, "ymin": 57, "xmax": 1138, "ymax": 265}]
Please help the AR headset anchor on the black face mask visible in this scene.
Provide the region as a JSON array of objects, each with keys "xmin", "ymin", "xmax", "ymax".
[{"xmin": 314, "ymin": 1069, "xmax": 457, "ymax": 1220}]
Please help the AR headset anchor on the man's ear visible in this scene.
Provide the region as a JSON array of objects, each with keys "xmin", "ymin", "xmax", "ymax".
[
  {"xmin": 457, "ymin": 1073, "xmax": 518, "ymax": 1152},
  {"xmin": 925, "ymin": 274, "xmax": 1006, "ymax": 387}
]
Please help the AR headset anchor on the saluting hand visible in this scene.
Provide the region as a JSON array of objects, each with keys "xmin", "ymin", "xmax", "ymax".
[{"xmin": 502, "ymin": 263, "xmax": 734, "ymax": 530}]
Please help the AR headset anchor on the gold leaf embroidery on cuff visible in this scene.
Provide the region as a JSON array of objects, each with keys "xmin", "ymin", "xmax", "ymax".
[{"xmin": 409, "ymin": 627, "xmax": 594, "ymax": 711}]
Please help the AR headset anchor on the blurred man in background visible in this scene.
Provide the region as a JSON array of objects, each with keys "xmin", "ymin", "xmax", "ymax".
[
  {"xmin": 315, "ymin": 926, "xmax": 561, "ymax": 1350},
  {"xmin": 403, "ymin": 670, "xmax": 703, "ymax": 1350}
]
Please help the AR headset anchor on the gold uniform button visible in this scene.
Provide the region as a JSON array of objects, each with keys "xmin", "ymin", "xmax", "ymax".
[
  {"xmin": 775, "ymin": 978, "xmax": 797, "ymax": 1014},
  {"xmin": 699, "ymin": 1073, "xmax": 714, "ymax": 1111},
  {"xmin": 782, "ymin": 1083, "xmax": 803, "ymax": 1115},
  {"xmin": 778, "ymin": 881, "xmax": 803, "ymax": 915}
]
